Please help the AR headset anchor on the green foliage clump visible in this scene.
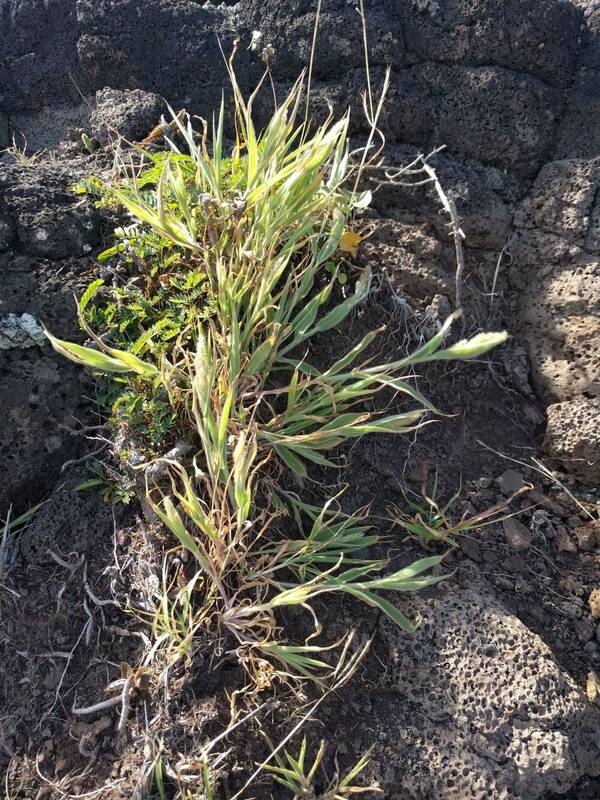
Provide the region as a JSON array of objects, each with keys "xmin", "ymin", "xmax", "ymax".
[
  {"xmin": 44, "ymin": 50, "xmax": 513, "ymax": 799},
  {"xmin": 76, "ymin": 461, "xmax": 137, "ymax": 505},
  {"xmin": 265, "ymin": 738, "xmax": 381, "ymax": 799},
  {"xmin": 47, "ymin": 63, "xmax": 507, "ymax": 688},
  {"xmin": 389, "ymin": 472, "xmax": 531, "ymax": 547}
]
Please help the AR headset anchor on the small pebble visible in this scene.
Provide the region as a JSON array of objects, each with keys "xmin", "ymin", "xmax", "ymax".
[
  {"xmin": 555, "ymin": 526, "xmax": 577, "ymax": 553},
  {"xmin": 573, "ymin": 522, "xmax": 600, "ymax": 552},
  {"xmin": 560, "ymin": 575, "xmax": 585, "ymax": 596},
  {"xmin": 529, "ymin": 489, "xmax": 567, "ymax": 519},
  {"xmin": 515, "ymin": 576, "xmax": 532, "ymax": 594},
  {"xmin": 590, "ymin": 588, "xmax": 600, "ymax": 619},
  {"xmin": 406, "ymin": 462, "xmax": 429, "ymax": 483},
  {"xmin": 496, "ymin": 469, "xmax": 526, "ymax": 496},
  {"xmin": 502, "ymin": 518, "xmax": 534, "ymax": 551},
  {"xmin": 531, "ymin": 509, "xmax": 556, "ymax": 539},
  {"xmin": 459, "ymin": 536, "xmax": 481, "ymax": 562},
  {"xmin": 574, "ymin": 618, "xmax": 595, "ymax": 642},
  {"xmin": 559, "ymin": 601, "xmax": 582, "ymax": 619}
]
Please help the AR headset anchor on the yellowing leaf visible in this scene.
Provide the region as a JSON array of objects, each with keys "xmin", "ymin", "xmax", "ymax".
[{"xmin": 339, "ymin": 230, "xmax": 362, "ymax": 259}]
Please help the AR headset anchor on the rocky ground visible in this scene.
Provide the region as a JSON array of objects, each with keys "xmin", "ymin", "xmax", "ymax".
[{"xmin": 1, "ymin": 1, "xmax": 600, "ymax": 798}]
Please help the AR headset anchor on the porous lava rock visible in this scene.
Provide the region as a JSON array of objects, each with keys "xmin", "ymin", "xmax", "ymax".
[
  {"xmin": 376, "ymin": 581, "xmax": 600, "ymax": 799},
  {"xmin": 0, "ymin": 161, "xmax": 104, "ymax": 510},
  {"xmin": 90, "ymin": 87, "xmax": 165, "ymax": 145},
  {"xmin": 544, "ymin": 398, "xmax": 600, "ymax": 484},
  {"xmin": 0, "ymin": 162, "xmax": 101, "ymax": 258},
  {"xmin": 513, "ymin": 159, "xmax": 600, "ymax": 405}
]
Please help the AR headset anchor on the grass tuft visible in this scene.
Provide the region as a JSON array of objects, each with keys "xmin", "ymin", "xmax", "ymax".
[
  {"xmin": 47, "ymin": 57, "xmax": 507, "ymax": 700},
  {"xmin": 388, "ymin": 473, "xmax": 532, "ymax": 547},
  {"xmin": 264, "ymin": 737, "xmax": 381, "ymax": 799}
]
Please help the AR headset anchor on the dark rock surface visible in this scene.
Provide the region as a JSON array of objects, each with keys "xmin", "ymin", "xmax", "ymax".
[
  {"xmin": 0, "ymin": 163, "xmax": 102, "ymax": 258},
  {"xmin": 512, "ymin": 158, "xmax": 600, "ymax": 404},
  {"xmin": 90, "ymin": 87, "xmax": 165, "ymax": 145},
  {"xmin": 397, "ymin": 0, "xmax": 581, "ymax": 89},
  {"xmin": 2, "ymin": 3, "xmax": 600, "ymax": 798},
  {"xmin": 376, "ymin": 580, "xmax": 600, "ymax": 798},
  {"xmin": 75, "ymin": 0, "xmax": 248, "ymax": 114},
  {"xmin": 389, "ymin": 63, "xmax": 561, "ymax": 175},
  {"xmin": 373, "ymin": 146, "xmax": 524, "ymax": 250},
  {"xmin": 544, "ymin": 398, "xmax": 600, "ymax": 484},
  {"xmin": 0, "ymin": 0, "xmax": 83, "ymax": 112},
  {"xmin": 0, "ymin": 160, "xmax": 106, "ymax": 509},
  {"xmin": 0, "ymin": 250, "xmax": 96, "ymax": 511},
  {"xmin": 554, "ymin": 8, "xmax": 600, "ymax": 159},
  {"xmin": 238, "ymin": 0, "xmax": 406, "ymax": 77},
  {"xmin": 0, "ymin": 110, "xmax": 8, "ymax": 147},
  {"xmin": 0, "ymin": 0, "xmax": 583, "ymax": 168}
]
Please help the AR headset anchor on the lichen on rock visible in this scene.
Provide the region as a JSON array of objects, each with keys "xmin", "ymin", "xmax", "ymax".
[{"xmin": 0, "ymin": 312, "xmax": 45, "ymax": 350}]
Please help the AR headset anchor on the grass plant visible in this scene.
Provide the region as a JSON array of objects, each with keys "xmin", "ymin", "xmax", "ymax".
[
  {"xmin": 47, "ymin": 56, "xmax": 506, "ymax": 683},
  {"xmin": 42, "ymin": 38, "xmax": 511, "ymax": 798},
  {"xmin": 388, "ymin": 473, "xmax": 532, "ymax": 547},
  {"xmin": 264, "ymin": 738, "xmax": 381, "ymax": 799}
]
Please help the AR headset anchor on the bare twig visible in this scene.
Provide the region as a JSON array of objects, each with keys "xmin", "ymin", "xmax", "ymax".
[
  {"xmin": 85, "ymin": 582, "xmax": 120, "ymax": 609},
  {"xmin": 60, "ymin": 445, "xmax": 108, "ymax": 474},
  {"xmin": 83, "ymin": 598, "xmax": 94, "ymax": 646},
  {"xmin": 489, "ymin": 232, "xmax": 514, "ymax": 310},
  {"xmin": 420, "ymin": 160, "xmax": 466, "ymax": 311},
  {"xmin": 72, "ymin": 693, "xmax": 123, "ymax": 716},
  {"xmin": 104, "ymin": 625, "xmax": 152, "ymax": 649},
  {"xmin": 116, "ymin": 674, "xmax": 134, "ymax": 737},
  {"xmin": 368, "ymin": 147, "xmax": 466, "ymax": 310},
  {"xmin": 48, "ymin": 550, "xmax": 84, "ymax": 570}
]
